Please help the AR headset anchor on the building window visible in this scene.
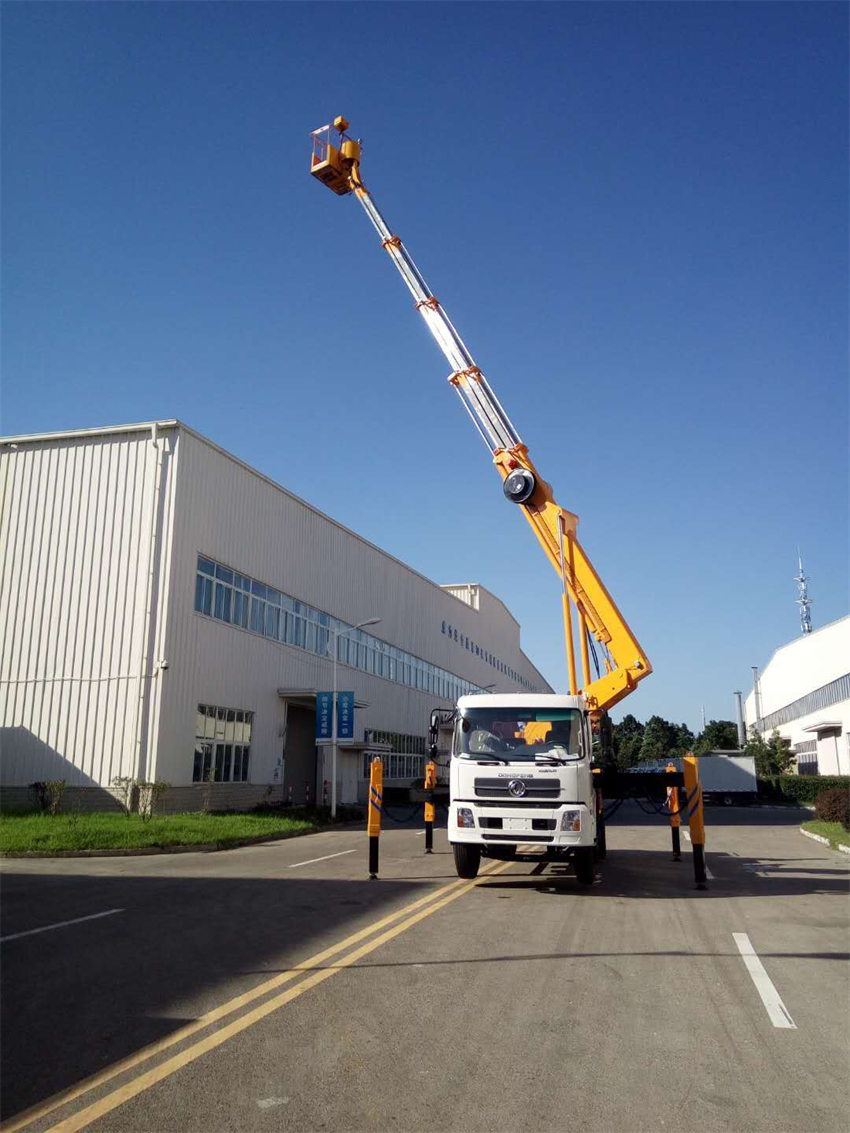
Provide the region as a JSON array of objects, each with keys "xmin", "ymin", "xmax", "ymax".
[
  {"xmin": 194, "ymin": 704, "xmax": 253, "ymax": 782},
  {"xmin": 192, "ymin": 554, "xmax": 524, "ymax": 700}
]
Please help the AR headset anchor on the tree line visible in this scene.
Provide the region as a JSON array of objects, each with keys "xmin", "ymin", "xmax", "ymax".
[{"xmin": 611, "ymin": 715, "xmax": 794, "ymax": 779}]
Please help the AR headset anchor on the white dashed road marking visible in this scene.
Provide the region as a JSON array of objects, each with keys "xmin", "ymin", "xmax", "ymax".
[
  {"xmin": 287, "ymin": 849, "xmax": 357, "ymax": 868},
  {"xmin": 733, "ymin": 932, "xmax": 797, "ymax": 1029},
  {"xmin": 0, "ymin": 908, "xmax": 124, "ymax": 943}
]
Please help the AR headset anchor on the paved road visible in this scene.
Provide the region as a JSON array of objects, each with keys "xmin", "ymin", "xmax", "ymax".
[{"xmin": 2, "ymin": 805, "xmax": 848, "ymax": 1132}]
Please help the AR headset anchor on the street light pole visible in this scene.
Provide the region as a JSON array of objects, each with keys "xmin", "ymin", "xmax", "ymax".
[{"xmin": 328, "ymin": 616, "xmax": 381, "ymax": 819}]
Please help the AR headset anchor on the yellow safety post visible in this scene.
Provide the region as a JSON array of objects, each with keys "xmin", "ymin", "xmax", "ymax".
[
  {"xmin": 368, "ymin": 756, "xmax": 383, "ymax": 879},
  {"xmin": 667, "ymin": 761, "xmax": 681, "ymax": 862},
  {"xmin": 682, "ymin": 752, "xmax": 707, "ymax": 889},
  {"xmin": 423, "ymin": 759, "xmax": 437, "ymax": 854}
]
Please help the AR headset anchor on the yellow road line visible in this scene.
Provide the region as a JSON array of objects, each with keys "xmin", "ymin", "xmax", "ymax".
[
  {"xmin": 44, "ymin": 860, "xmax": 513, "ymax": 1133},
  {"xmin": 2, "ymin": 861, "xmax": 503, "ymax": 1133}
]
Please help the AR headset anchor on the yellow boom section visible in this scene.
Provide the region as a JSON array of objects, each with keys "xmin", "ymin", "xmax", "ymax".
[
  {"xmin": 308, "ymin": 118, "xmax": 652, "ymax": 713},
  {"xmin": 491, "ymin": 446, "xmax": 651, "ymax": 711}
]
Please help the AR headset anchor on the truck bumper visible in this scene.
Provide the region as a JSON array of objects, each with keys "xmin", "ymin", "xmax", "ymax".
[{"xmin": 448, "ymin": 802, "xmax": 595, "ymax": 850}]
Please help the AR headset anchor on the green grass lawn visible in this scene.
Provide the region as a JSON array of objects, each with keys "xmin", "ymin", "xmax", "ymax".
[
  {"xmin": 0, "ymin": 810, "xmax": 327, "ymax": 853},
  {"xmin": 801, "ymin": 819, "xmax": 850, "ymax": 850}
]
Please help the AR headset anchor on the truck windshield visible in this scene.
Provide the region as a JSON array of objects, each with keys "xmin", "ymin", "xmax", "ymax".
[{"xmin": 456, "ymin": 708, "xmax": 583, "ymax": 760}]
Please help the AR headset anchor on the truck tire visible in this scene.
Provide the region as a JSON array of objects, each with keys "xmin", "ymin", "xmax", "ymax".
[
  {"xmin": 453, "ymin": 843, "xmax": 481, "ymax": 879},
  {"xmin": 574, "ymin": 846, "xmax": 595, "ymax": 886}
]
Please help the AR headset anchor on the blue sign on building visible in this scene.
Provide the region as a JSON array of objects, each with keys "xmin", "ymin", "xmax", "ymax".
[
  {"xmin": 337, "ymin": 691, "xmax": 354, "ymax": 741},
  {"xmin": 315, "ymin": 692, "xmax": 355, "ymax": 742}
]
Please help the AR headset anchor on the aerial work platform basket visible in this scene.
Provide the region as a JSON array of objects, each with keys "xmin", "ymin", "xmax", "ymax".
[{"xmin": 310, "ymin": 117, "xmax": 360, "ymax": 195}]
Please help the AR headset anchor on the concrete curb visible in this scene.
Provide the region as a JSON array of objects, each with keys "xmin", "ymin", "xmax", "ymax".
[
  {"xmin": 799, "ymin": 826, "xmax": 850, "ymax": 855},
  {"xmin": 0, "ymin": 818, "xmax": 366, "ymax": 860},
  {"xmin": 800, "ymin": 827, "xmax": 831, "ymax": 846}
]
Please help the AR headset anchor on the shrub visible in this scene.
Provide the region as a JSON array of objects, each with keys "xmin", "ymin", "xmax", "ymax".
[
  {"xmin": 838, "ymin": 793, "xmax": 850, "ymax": 838},
  {"xmin": 29, "ymin": 780, "xmax": 67, "ymax": 815},
  {"xmin": 136, "ymin": 781, "xmax": 170, "ymax": 821},
  {"xmin": 771, "ymin": 775, "xmax": 850, "ymax": 805},
  {"xmin": 112, "ymin": 776, "xmax": 136, "ymax": 816},
  {"xmin": 814, "ymin": 788, "xmax": 850, "ymax": 830}
]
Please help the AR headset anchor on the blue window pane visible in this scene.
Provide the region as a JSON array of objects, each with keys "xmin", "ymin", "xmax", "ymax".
[
  {"xmin": 214, "ymin": 583, "xmax": 232, "ymax": 622},
  {"xmin": 235, "ymin": 574, "xmax": 250, "ymax": 592},
  {"xmin": 215, "ymin": 564, "xmax": 234, "ymax": 584},
  {"xmin": 250, "ymin": 598, "xmax": 265, "ymax": 634},
  {"xmin": 251, "ymin": 580, "xmax": 267, "ymax": 599},
  {"xmin": 195, "ymin": 574, "xmax": 205, "ymax": 612},
  {"xmin": 265, "ymin": 605, "xmax": 280, "ymax": 639},
  {"xmin": 266, "ymin": 587, "xmax": 281, "ymax": 605},
  {"xmin": 202, "ymin": 577, "xmax": 212, "ymax": 616},
  {"xmin": 198, "ymin": 556, "xmax": 215, "ymax": 576},
  {"xmin": 236, "ymin": 591, "xmax": 250, "ymax": 629}
]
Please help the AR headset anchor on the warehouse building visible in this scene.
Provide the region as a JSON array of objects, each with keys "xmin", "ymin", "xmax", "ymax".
[
  {"xmin": 745, "ymin": 615, "xmax": 850, "ymax": 776},
  {"xmin": 0, "ymin": 421, "xmax": 552, "ymax": 811}
]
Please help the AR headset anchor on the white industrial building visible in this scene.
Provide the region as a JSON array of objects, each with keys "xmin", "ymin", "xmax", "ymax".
[
  {"xmin": 0, "ymin": 421, "xmax": 552, "ymax": 811},
  {"xmin": 745, "ymin": 616, "xmax": 850, "ymax": 776}
]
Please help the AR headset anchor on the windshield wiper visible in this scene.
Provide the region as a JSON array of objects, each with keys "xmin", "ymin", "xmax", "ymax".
[{"xmin": 471, "ymin": 755, "xmax": 512, "ymax": 764}]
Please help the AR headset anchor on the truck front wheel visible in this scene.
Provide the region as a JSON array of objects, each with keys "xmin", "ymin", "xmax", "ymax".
[
  {"xmin": 574, "ymin": 846, "xmax": 595, "ymax": 886},
  {"xmin": 453, "ymin": 843, "xmax": 481, "ymax": 879}
]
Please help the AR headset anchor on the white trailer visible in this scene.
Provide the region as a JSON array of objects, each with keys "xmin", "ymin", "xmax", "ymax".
[{"xmin": 695, "ymin": 751, "xmax": 758, "ymax": 805}]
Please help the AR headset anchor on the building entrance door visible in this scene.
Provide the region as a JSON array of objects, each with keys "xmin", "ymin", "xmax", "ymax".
[{"xmin": 283, "ymin": 705, "xmax": 317, "ymax": 804}]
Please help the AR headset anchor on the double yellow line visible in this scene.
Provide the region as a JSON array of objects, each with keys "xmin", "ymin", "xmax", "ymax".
[{"xmin": 4, "ymin": 860, "xmax": 512, "ymax": 1133}]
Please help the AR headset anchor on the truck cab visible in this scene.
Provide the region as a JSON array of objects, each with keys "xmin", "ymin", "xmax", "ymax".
[{"xmin": 449, "ymin": 693, "xmax": 598, "ymax": 884}]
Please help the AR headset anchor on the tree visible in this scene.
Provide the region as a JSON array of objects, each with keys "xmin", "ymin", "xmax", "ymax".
[
  {"xmin": 742, "ymin": 726, "xmax": 793, "ymax": 778},
  {"xmin": 612, "ymin": 714, "xmax": 644, "ymax": 770},
  {"xmin": 672, "ymin": 723, "xmax": 695, "ymax": 757},
  {"xmin": 741, "ymin": 727, "xmax": 772, "ymax": 778},
  {"xmin": 638, "ymin": 716, "xmax": 680, "ymax": 764},
  {"xmin": 694, "ymin": 719, "xmax": 739, "ymax": 756}
]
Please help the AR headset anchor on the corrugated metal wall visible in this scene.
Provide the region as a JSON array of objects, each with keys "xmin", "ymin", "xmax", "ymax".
[
  {"xmin": 1, "ymin": 422, "xmax": 553, "ymax": 794},
  {"xmin": 156, "ymin": 429, "xmax": 551, "ymax": 789},
  {"xmin": 0, "ymin": 428, "xmax": 177, "ymax": 788}
]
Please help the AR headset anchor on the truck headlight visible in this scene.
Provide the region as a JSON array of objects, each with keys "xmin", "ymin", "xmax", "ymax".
[
  {"xmin": 457, "ymin": 807, "xmax": 475, "ymax": 828},
  {"xmin": 560, "ymin": 809, "xmax": 581, "ymax": 832}
]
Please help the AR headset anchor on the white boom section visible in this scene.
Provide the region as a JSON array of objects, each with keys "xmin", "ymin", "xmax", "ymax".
[{"xmin": 354, "ymin": 183, "xmax": 522, "ymax": 455}]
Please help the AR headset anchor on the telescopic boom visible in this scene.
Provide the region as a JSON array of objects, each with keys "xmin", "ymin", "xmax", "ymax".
[{"xmin": 309, "ymin": 117, "xmax": 652, "ymax": 713}]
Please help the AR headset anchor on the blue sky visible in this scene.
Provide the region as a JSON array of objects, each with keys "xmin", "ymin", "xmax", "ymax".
[{"xmin": 3, "ymin": 2, "xmax": 847, "ymax": 731}]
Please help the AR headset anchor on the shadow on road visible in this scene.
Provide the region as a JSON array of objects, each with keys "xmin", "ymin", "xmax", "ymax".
[
  {"xmin": 474, "ymin": 847, "xmax": 850, "ymax": 900},
  {"xmin": 0, "ymin": 871, "xmax": 429, "ymax": 1121}
]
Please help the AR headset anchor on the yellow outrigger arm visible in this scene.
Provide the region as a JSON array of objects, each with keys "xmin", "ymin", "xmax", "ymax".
[{"xmin": 309, "ymin": 118, "xmax": 652, "ymax": 713}]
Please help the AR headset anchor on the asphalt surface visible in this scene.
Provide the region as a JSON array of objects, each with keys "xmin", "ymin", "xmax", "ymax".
[{"xmin": 2, "ymin": 804, "xmax": 848, "ymax": 1133}]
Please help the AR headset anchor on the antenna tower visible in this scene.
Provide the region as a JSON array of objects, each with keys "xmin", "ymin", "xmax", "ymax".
[{"xmin": 794, "ymin": 548, "xmax": 813, "ymax": 635}]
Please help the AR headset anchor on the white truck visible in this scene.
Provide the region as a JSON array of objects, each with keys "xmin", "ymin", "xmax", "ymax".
[
  {"xmin": 634, "ymin": 752, "xmax": 758, "ymax": 806},
  {"xmin": 448, "ymin": 693, "xmax": 599, "ymax": 883},
  {"xmin": 679, "ymin": 752, "xmax": 757, "ymax": 806}
]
